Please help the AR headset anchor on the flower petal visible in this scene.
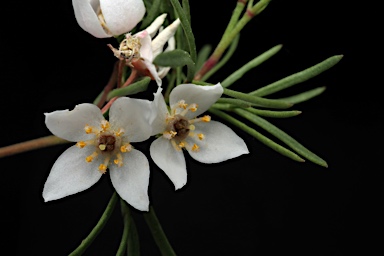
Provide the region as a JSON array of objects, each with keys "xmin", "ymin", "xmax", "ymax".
[
  {"xmin": 72, "ymin": 0, "xmax": 110, "ymax": 38},
  {"xmin": 157, "ymin": 33, "xmax": 175, "ymax": 78},
  {"xmin": 109, "ymin": 149, "xmax": 150, "ymax": 211},
  {"xmin": 149, "ymin": 88, "xmax": 169, "ymax": 135},
  {"xmin": 109, "ymin": 97, "xmax": 152, "ymax": 143},
  {"xmin": 43, "ymin": 145, "xmax": 103, "ymax": 202},
  {"xmin": 170, "ymin": 83, "xmax": 223, "ymax": 119},
  {"xmin": 100, "ymin": 0, "xmax": 145, "ymax": 36},
  {"xmin": 45, "ymin": 103, "xmax": 104, "ymax": 142},
  {"xmin": 145, "ymin": 13, "xmax": 167, "ymax": 38},
  {"xmin": 150, "ymin": 137, "xmax": 187, "ymax": 190},
  {"xmin": 152, "ymin": 19, "xmax": 180, "ymax": 57},
  {"xmin": 186, "ymin": 121, "xmax": 249, "ymax": 163}
]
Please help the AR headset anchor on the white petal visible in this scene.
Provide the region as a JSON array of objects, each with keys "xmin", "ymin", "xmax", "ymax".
[
  {"xmin": 43, "ymin": 145, "xmax": 103, "ymax": 202},
  {"xmin": 152, "ymin": 19, "xmax": 180, "ymax": 56},
  {"xmin": 135, "ymin": 30, "xmax": 153, "ymax": 62},
  {"xmin": 100, "ymin": 0, "xmax": 145, "ymax": 36},
  {"xmin": 186, "ymin": 121, "xmax": 249, "ymax": 163},
  {"xmin": 150, "ymin": 137, "xmax": 187, "ymax": 190},
  {"xmin": 149, "ymin": 88, "xmax": 169, "ymax": 135},
  {"xmin": 109, "ymin": 149, "xmax": 150, "ymax": 211},
  {"xmin": 45, "ymin": 103, "xmax": 104, "ymax": 142},
  {"xmin": 145, "ymin": 13, "xmax": 167, "ymax": 38},
  {"xmin": 170, "ymin": 83, "xmax": 223, "ymax": 119},
  {"xmin": 109, "ymin": 97, "xmax": 152, "ymax": 143},
  {"xmin": 142, "ymin": 58, "xmax": 162, "ymax": 86},
  {"xmin": 72, "ymin": 0, "xmax": 110, "ymax": 38},
  {"xmin": 156, "ymin": 35, "xmax": 175, "ymax": 78}
]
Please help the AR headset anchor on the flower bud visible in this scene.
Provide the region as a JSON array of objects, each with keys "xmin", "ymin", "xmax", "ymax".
[{"xmin": 72, "ymin": 0, "xmax": 146, "ymax": 38}]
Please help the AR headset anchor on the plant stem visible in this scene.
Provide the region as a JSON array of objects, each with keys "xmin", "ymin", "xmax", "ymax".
[
  {"xmin": 69, "ymin": 192, "xmax": 118, "ymax": 256},
  {"xmin": 0, "ymin": 135, "xmax": 69, "ymax": 158},
  {"xmin": 117, "ymin": 199, "xmax": 132, "ymax": 256},
  {"xmin": 143, "ymin": 206, "xmax": 176, "ymax": 256}
]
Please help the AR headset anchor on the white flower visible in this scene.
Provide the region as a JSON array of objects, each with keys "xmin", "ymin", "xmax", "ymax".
[
  {"xmin": 72, "ymin": 0, "xmax": 145, "ymax": 38},
  {"xmin": 43, "ymin": 98, "xmax": 152, "ymax": 211},
  {"xmin": 149, "ymin": 83, "xmax": 249, "ymax": 190},
  {"xmin": 108, "ymin": 14, "xmax": 180, "ymax": 86}
]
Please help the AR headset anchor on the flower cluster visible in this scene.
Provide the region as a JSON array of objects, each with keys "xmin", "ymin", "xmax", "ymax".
[{"xmin": 43, "ymin": 84, "xmax": 248, "ymax": 210}]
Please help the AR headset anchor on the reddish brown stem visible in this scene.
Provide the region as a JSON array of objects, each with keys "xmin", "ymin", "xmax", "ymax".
[
  {"xmin": 194, "ymin": 56, "xmax": 219, "ymax": 81},
  {"xmin": 97, "ymin": 61, "xmax": 119, "ymax": 108},
  {"xmin": 0, "ymin": 135, "xmax": 69, "ymax": 158},
  {"xmin": 117, "ymin": 60, "xmax": 125, "ymax": 88}
]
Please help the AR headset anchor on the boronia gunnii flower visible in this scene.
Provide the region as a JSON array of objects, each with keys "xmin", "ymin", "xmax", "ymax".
[
  {"xmin": 43, "ymin": 97, "xmax": 152, "ymax": 211},
  {"xmin": 149, "ymin": 83, "xmax": 249, "ymax": 190}
]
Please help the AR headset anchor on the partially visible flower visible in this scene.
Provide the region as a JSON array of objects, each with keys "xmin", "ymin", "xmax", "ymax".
[
  {"xmin": 108, "ymin": 14, "xmax": 180, "ymax": 86},
  {"xmin": 149, "ymin": 83, "xmax": 249, "ymax": 190},
  {"xmin": 72, "ymin": 0, "xmax": 145, "ymax": 38},
  {"xmin": 43, "ymin": 98, "xmax": 152, "ymax": 211}
]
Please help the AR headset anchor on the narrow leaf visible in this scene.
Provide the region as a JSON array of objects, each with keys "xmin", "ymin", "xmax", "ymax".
[
  {"xmin": 153, "ymin": 49, "xmax": 195, "ymax": 82},
  {"xmin": 278, "ymin": 87, "xmax": 326, "ymax": 104},
  {"xmin": 107, "ymin": 77, "xmax": 151, "ymax": 100},
  {"xmin": 245, "ymin": 107, "xmax": 302, "ymax": 118},
  {"xmin": 195, "ymin": 44, "xmax": 212, "ymax": 72},
  {"xmin": 221, "ymin": 44, "xmax": 282, "ymax": 88},
  {"xmin": 209, "ymin": 108, "xmax": 305, "ymax": 162},
  {"xmin": 215, "ymin": 99, "xmax": 253, "ymax": 108},
  {"xmin": 169, "ymin": 0, "xmax": 197, "ymax": 63},
  {"xmin": 223, "ymin": 88, "xmax": 293, "ymax": 109},
  {"xmin": 233, "ymin": 108, "xmax": 328, "ymax": 167},
  {"xmin": 250, "ymin": 55, "xmax": 343, "ymax": 97},
  {"xmin": 140, "ymin": 0, "xmax": 162, "ymax": 30}
]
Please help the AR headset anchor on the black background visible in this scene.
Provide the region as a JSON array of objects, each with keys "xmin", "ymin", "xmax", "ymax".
[{"xmin": 1, "ymin": 0, "xmax": 381, "ymax": 255}]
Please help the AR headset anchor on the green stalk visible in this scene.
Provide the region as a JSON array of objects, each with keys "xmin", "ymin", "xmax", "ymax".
[
  {"xmin": 69, "ymin": 192, "xmax": 118, "ymax": 256},
  {"xmin": 116, "ymin": 199, "xmax": 132, "ymax": 256},
  {"xmin": 143, "ymin": 206, "xmax": 176, "ymax": 256}
]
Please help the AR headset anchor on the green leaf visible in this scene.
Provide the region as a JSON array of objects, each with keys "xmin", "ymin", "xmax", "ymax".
[
  {"xmin": 278, "ymin": 87, "xmax": 326, "ymax": 104},
  {"xmin": 209, "ymin": 108, "xmax": 305, "ymax": 162},
  {"xmin": 195, "ymin": 44, "xmax": 212, "ymax": 72},
  {"xmin": 245, "ymin": 107, "xmax": 302, "ymax": 118},
  {"xmin": 169, "ymin": 0, "xmax": 197, "ymax": 63},
  {"xmin": 221, "ymin": 44, "xmax": 282, "ymax": 88},
  {"xmin": 107, "ymin": 77, "xmax": 151, "ymax": 100},
  {"xmin": 153, "ymin": 49, "xmax": 196, "ymax": 82},
  {"xmin": 223, "ymin": 88, "xmax": 293, "ymax": 109},
  {"xmin": 250, "ymin": 55, "xmax": 343, "ymax": 97},
  {"xmin": 140, "ymin": 0, "xmax": 162, "ymax": 30},
  {"xmin": 215, "ymin": 99, "xmax": 253, "ymax": 108},
  {"xmin": 233, "ymin": 108, "xmax": 328, "ymax": 167},
  {"xmin": 117, "ymin": 199, "xmax": 131, "ymax": 256}
]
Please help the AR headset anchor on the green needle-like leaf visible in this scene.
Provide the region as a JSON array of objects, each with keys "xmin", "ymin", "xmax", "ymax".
[
  {"xmin": 278, "ymin": 86, "xmax": 326, "ymax": 104},
  {"xmin": 169, "ymin": 0, "xmax": 197, "ymax": 63},
  {"xmin": 127, "ymin": 216, "xmax": 140, "ymax": 256},
  {"xmin": 117, "ymin": 199, "xmax": 131, "ymax": 256},
  {"xmin": 140, "ymin": 0, "xmax": 162, "ymax": 30},
  {"xmin": 215, "ymin": 99, "xmax": 253, "ymax": 108},
  {"xmin": 250, "ymin": 55, "xmax": 343, "ymax": 97},
  {"xmin": 223, "ymin": 88, "xmax": 292, "ymax": 109},
  {"xmin": 209, "ymin": 108, "xmax": 305, "ymax": 162},
  {"xmin": 233, "ymin": 108, "xmax": 328, "ymax": 167},
  {"xmin": 195, "ymin": 44, "xmax": 212, "ymax": 72},
  {"xmin": 153, "ymin": 49, "xmax": 196, "ymax": 82},
  {"xmin": 245, "ymin": 107, "xmax": 302, "ymax": 118},
  {"xmin": 107, "ymin": 77, "xmax": 151, "ymax": 100},
  {"xmin": 221, "ymin": 44, "xmax": 282, "ymax": 88}
]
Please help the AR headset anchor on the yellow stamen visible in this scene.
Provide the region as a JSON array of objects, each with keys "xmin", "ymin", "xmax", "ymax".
[
  {"xmin": 101, "ymin": 120, "xmax": 110, "ymax": 131},
  {"xmin": 171, "ymin": 140, "xmax": 182, "ymax": 151},
  {"xmin": 178, "ymin": 141, "xmax": 186, "ymax": 148},
  {"xmin": 191, "ymin": 144, "xmax": 200, "ymax": 151},
  {"xmin": 163, "ymin": 131, "xmax": 177, "ymax": 139},
  {"xmin": 76, "ymin": 141, "xmax": 86, "ymax": 148},
  {"xmin": 84, "ymin": 125, "xmax": 93, "ymax": 134},
  {"xmin": 178, "ymin": 100, "xmax": 188, "ymax": 109},
  {"xmin": 201, "ymin": 115, "xmax": 211, "ymax": 122},
  {"xmin": 189, "ymin": 103, "xmax": 198, "ymax": 112},
  {"xmin": 120, "ymin": 144, "xmax": 132, "ymax": 153},
  {"xmin": 113, "ymin": 153, "xmax": 123, "ymax": 167},
  {"xmin": 115, "ymin": 128, "xmax": 125, "ymax": 137},
  {"xmin": 98, "ymin": 164, "xmax": 107, "ymax": 174},
  {"xmin": 85, "ymin": 152, "xmax": 98, "ymax": 163},
  {"xmin": 197, "ymin": 133, "xmax": 205, "ymax": 140}
]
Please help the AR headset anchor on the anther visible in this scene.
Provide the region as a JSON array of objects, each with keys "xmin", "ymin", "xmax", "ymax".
[
  {"xmin": 101, "ymin": 120, "xmax": 110, "ymax": 131},
  {"xmin": 201, "ymin": 115, "xmax": 211, "ymax": 122},
  {"xmin": 85, "ymin": 152, "xmax": 98, "ymax": 163},
  {"xmin": 98, "ymin": 164, "xmax": 107, "ymax": 174},
  {"xmin": 120, "ymin": 144, "xmax": 132, "ymax": 153},
  {"xmin": 84, "ymin": 125, "xmax": 93, "ymax": 134},
  {"xmin": 197, "ymin": 133, "xmax": 205, "ymax": 140},
  {"xmin": 115, "ymin": 128, "xmax": 125, "ymax": 137},
  {"xmin": 76, "ymin": 141, "xmax": 86, "ymax": 148},
  {"xmin": 191, "ymin": 144, "xmax": 200, "ymax": 151},
  {"xmin": 178, "ymin": 100, "xmax": 188, "ymax": 109}
]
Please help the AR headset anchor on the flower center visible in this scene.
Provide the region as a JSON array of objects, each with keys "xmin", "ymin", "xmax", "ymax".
[
  {"xmin": 98, "ymin": 135, "xmax": 116, "ymax": 152},
  {"xmin": 169, "ymin": 115, "xmax": 190, "ymax": 141}
]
